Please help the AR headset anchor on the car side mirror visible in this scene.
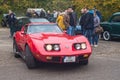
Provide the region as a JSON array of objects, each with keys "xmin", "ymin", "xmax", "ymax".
[{"xmin": 21, "ymin": 31, "xmax": 26, "ymax": 35}]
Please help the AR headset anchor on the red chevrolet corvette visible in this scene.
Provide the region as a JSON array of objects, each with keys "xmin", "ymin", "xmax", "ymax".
[{"xmin": 13, "ymin": 22, "xmax": 92, "ymax": 69}]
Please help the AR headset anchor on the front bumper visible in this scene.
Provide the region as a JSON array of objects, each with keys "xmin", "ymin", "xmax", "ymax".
[{"xmin": 35, "ymin": 53, "xmax": 91, "ymax": 63}]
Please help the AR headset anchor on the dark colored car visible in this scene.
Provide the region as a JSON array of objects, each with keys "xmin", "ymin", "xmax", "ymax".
[
  {"xmin": 14, "ymin": 17, "xmax": 49, "ymax": 32},
  {"xmin": 1, "ymin": 14, "xmax": 9, "ymax": 27},
  {"xmin": 101, "ymin": 12, "xmax": 120, "ymax": 40}
]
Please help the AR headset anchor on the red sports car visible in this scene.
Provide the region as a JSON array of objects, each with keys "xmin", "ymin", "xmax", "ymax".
[{"xmin": 13, "ymin": 22, "xmax": 92, "ymax": 69}]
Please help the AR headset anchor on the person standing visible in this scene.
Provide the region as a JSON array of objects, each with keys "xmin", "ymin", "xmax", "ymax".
[
  {"xmin": 46, "ymin": 10, "xmax": 53, "ymax": 22},
  {"xmin": 67, "ymin": 7, "xmax": 77, "ymax": 36},
  {"xmin": 7, "ymin": 10, "xmax": 16, "ymax": 37},
  {"xmin": 79, "ymin": 8, "xmax": 86, "ymax": 35},
  {"xmin": 63, "ymin": 10, "xmax": 70, "ymax": 30},
  {"xmin": 53, "ymin": 10, "xmax": 58, "ymax": 23},
  {"xmin": 71, "ymin": 6, "xmax": 77, "ymax": 28},
  {"xmin": 80, "ymin": 7, "xmax": 94, "ymax": 44},
  {"xmin": 56, "ymin": 12, "xmax": 66, "ymax": 30},
  {"xmin": 31, "ymin": 10, "xmax": 39, "ymax": 18},
  {"xmin": 92, "ymin": 11, "xmax": 100, "ymax": 47},
  {"xmin": 93, "ymin": 7, "xmax": 102, "ymax": 21},
  {"xmin": 39, "ymin": 9, "xmax": 46, "ymax": 18}
]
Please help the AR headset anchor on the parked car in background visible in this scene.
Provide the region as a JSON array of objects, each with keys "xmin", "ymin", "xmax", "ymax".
[
  {"xmin": 14, "ymin": 17, "xmax": 49, "ymax": 32},
  {"xmin": 13, "ymin": 22, "xmax": 92, "ymax": 69},
  {"xmin": 0, "ymin": 14, "xmax": 9, "ymax": 27},
  {"xmin": 101, "ymin": 12, "xmax": 120, "ymax": 40},
  {"xmin": 26, "ymin": 8, "xmax": 46, "ymax": 18}
]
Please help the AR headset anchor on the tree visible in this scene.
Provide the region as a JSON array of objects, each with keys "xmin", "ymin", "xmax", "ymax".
[
  {"xmin": 72, "ymin": 0, "xmax": 120, "ymax": 20},
  {"xmin": 0, "ymin": 0, "xmax": 120, "ymax": 21}
]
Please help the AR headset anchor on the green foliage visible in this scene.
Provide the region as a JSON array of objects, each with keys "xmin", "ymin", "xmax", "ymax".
[
  {"xmin": 0, "ymin": 0, "xmax": 120, "ymax": 21},
  {"xmin": 0, "ymin": 0, "xmax": 73, "ymax": 15},
  {"xmin": 73, "ymin": 0, "xmax": 120, "ymax": 21}
]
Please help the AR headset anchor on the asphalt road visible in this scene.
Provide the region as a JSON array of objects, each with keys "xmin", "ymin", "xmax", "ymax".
[{"xmin": 0, "ymin": 28, "xmax": 120, "ymax": 80}]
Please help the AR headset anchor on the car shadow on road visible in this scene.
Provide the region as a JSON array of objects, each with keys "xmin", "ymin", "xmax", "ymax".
[
  {"xmin": 111, "ymin": 38, "xmax": 120, "ymax": 42},
  {"xmin": 34, "ymin": 62, "xmax": 91, "ymax": 72},
  {"xmin": 12, "ymin": 53, "xmax": 91, "ymax": 72},
  {"xmin": 100, "ymin": 38, "xmax": 120, "ymax": 42}
]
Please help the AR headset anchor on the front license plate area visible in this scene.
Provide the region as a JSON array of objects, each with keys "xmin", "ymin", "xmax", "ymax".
[{"xmin": 64, "ymin": 56, "xmax": 76, "ymax": 63}]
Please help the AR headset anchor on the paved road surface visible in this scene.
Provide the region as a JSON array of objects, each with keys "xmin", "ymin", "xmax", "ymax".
[{"xmin": 0, "ymin": 28, "xmax": 120, "ymax": 80}]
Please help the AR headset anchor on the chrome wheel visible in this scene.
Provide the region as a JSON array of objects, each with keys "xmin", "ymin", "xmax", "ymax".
[{"xmin": 103, "ymin": 31, "xmax": 111, "ymax": 41}]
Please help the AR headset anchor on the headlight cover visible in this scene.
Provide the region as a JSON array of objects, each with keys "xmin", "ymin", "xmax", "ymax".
[
  {"xmin": 45, "ymin": 44, "xmax": 52, "ymax": 51},
  {"xmin": 45, "ymin": 44, "xmax": 60, "ymax": 51},
  {"xmin": 75, "ymin": 43, "xmax": 81, "ymax": 50},
  {"xmin": 53, "ymin": 44, "xmax": 60, "ymax": 51},
  {"xmin": 81, "ymin": 43, "xmax": 87, "ymax": 49},
  {"xmin": 74, "ymin": 43, "xmax": 87, "ymax": 50}
]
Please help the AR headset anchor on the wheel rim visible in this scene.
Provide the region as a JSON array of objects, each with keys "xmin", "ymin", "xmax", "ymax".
[{"xmin": 103, "ymin": 31, "xmax": 110, "ymax": 40}]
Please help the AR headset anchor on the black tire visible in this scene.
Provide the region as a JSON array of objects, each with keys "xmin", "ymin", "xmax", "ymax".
[
  {"xmin": 103, "ymin": 31, "xmax": 111, "ymax": 41},
  {"xmin": 80, "ymin": 59, "xmax": 88, "ymax": 65},
  {"xmin": 25, "ymin": 45, "xmax": 38, "ymax": 69},
  {"xmin": 13, "ymin": 39, "xmax": 20, "ymax": 58}
]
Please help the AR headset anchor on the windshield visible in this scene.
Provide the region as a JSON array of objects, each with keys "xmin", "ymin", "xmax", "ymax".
[
  {"xmin": 27, "ymin": 24, "xmax": 63, "ymax": 34},
  {"xmin": 30, "ymin": 18, "xmax": 49, "ymax": 23}
]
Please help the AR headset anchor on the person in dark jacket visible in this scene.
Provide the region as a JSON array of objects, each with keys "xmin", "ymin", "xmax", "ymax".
[
  {"xmin": 79, "ymin": 8, "xmax": 86, "ymax": 35},
  {"xmin": 39, "ymin": 10, "xmax": 46, "ymax": 18},
  {"xmin": 7, "ymin": 10, "xmax": 16, "ymax": 37},
  {"xmin": 66, "ymin": 7, "xmax": 77, "ymax": 36},
  {"xmin": 80, "ymin": 7, "xmax": 94, "ymax": 45}
]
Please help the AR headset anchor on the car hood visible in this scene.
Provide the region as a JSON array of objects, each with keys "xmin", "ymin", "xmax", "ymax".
[
  {"xmin": 29, "ymin": 33, "xmax": 83, "ymax": 44},
  {"xmin": 100, "ymin": 21, "xmax": 109, "ymax": 25}
]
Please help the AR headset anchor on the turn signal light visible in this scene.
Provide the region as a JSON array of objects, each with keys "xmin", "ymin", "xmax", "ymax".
[
  {"xmin": 83, "ymin": 54, "xmax": 89, "ymax": 58},
  {"xmin": 46, "ymin": 56, "xmax": 52, "ymax": 60}
]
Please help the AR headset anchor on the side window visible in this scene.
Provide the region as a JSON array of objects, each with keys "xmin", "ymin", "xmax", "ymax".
[{"xmin": 111, "ymin": 15, "xmax": 120, "ymax": 22}]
